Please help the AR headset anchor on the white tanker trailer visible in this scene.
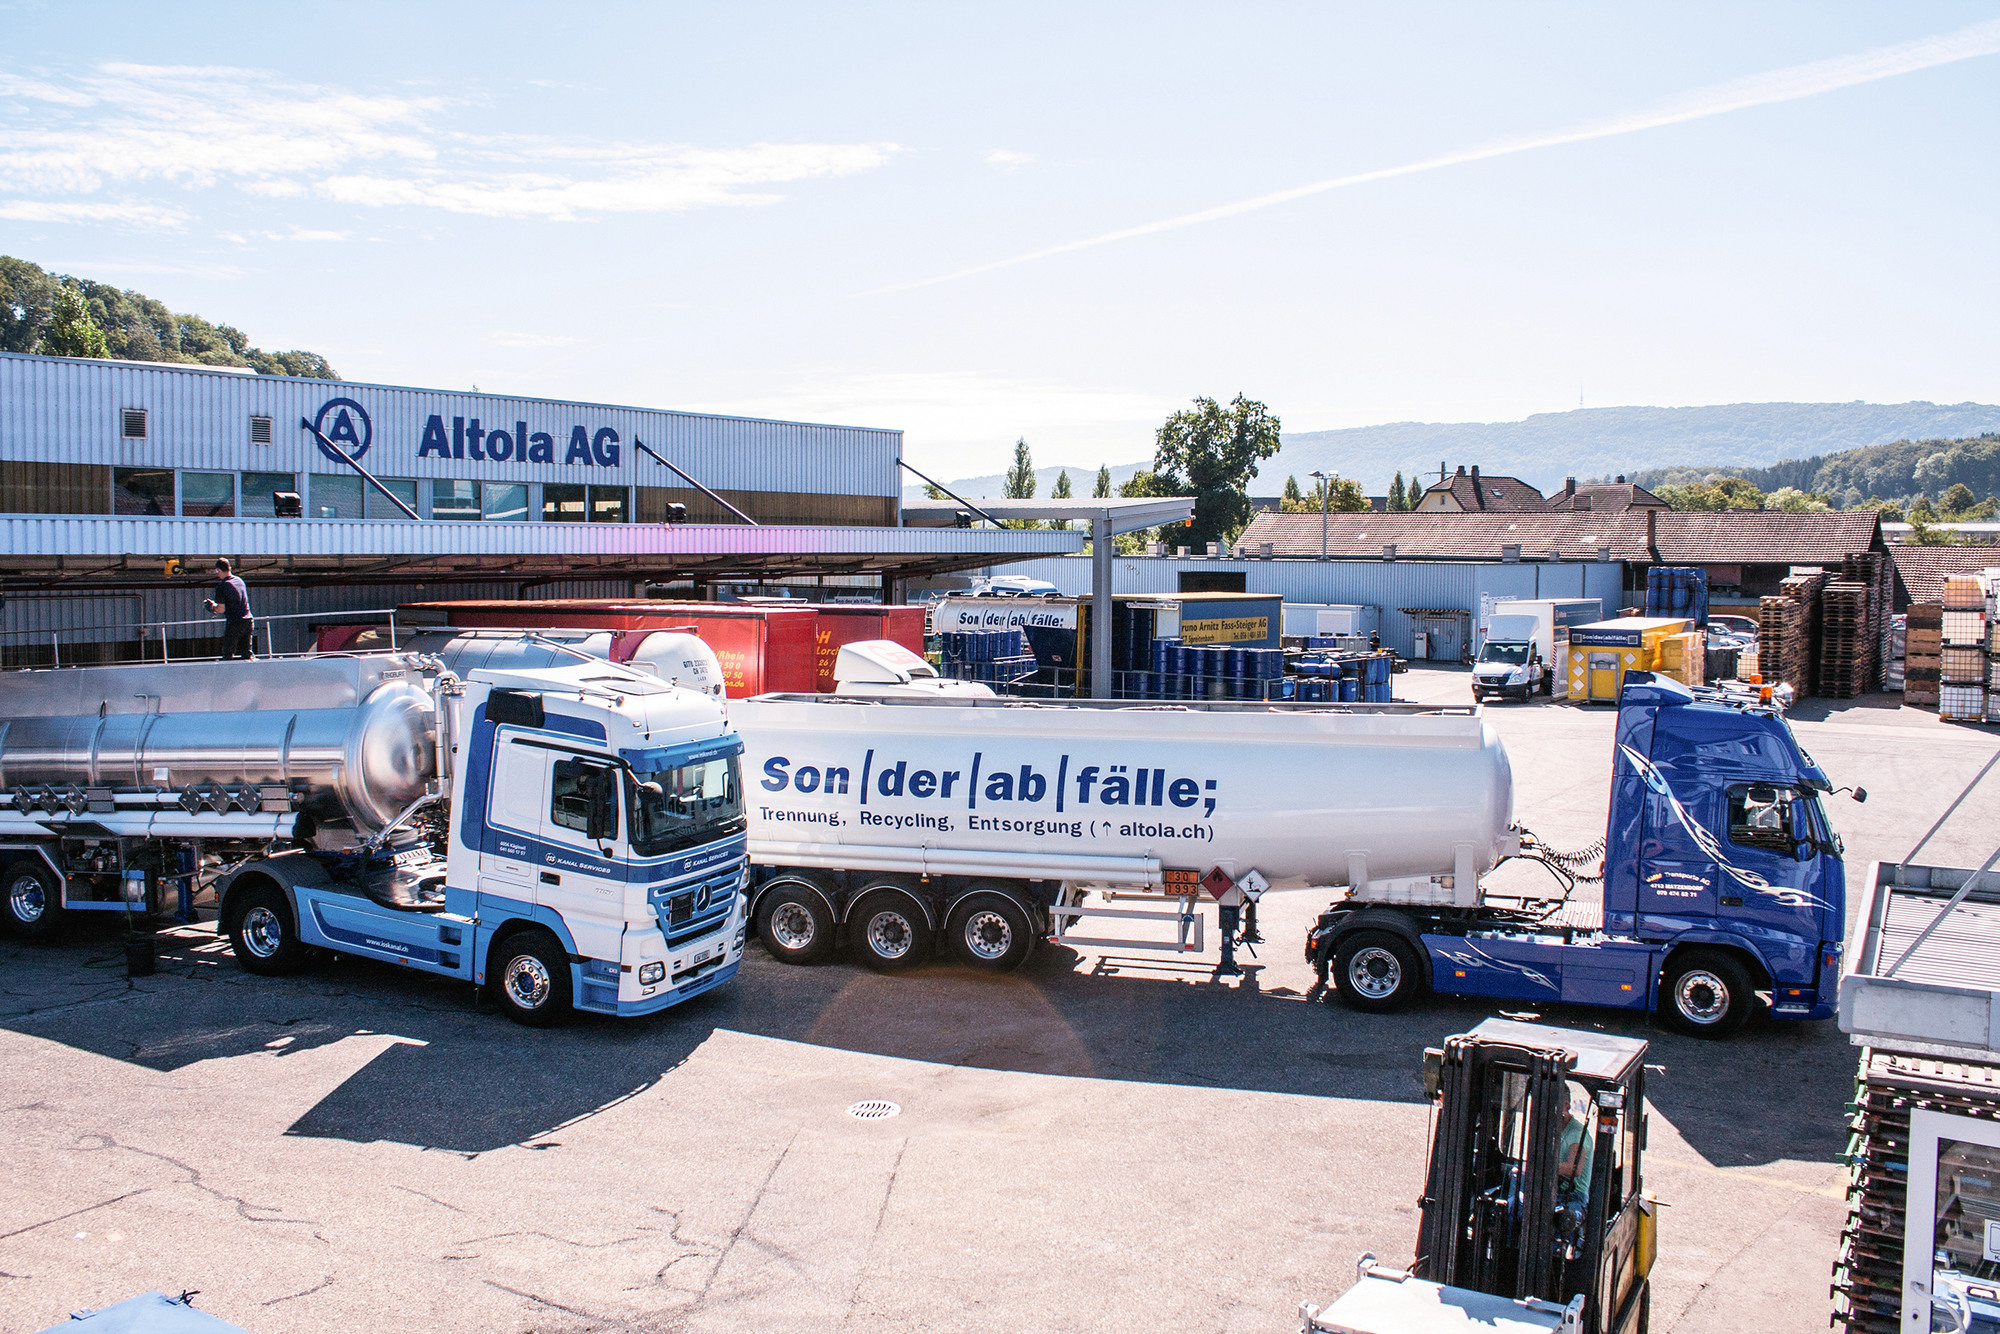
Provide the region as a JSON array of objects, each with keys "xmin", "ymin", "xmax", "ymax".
[
  {"xmin": 732, "ymin": 690, "xmax": 1515, "ymax": 974},
  {"xmin": 0, "ymin": 641, "xmax": 752, "ymax": 1026}
]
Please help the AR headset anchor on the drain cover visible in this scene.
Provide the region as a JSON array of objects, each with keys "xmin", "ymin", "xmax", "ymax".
[{"xmin": 847, "ymin": 1099, "xmax": 901, "ymax": 1120}]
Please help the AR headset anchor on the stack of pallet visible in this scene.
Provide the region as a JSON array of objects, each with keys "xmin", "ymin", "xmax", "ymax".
[
  {"xmin": 1940, "ymin": 575, "xmax": 1988, "ymax": 722},
  {"xmin": 1759, "ymin": 568, "xmax": 1826, "ymax": 696},
  {"xmin": 1818, "ymin": 582, "xmax": 1875, "ymax": 698},
  {"xmin": 1904, "ymin": 604, "xmax": 1941, "ymax": 706},
  {"xmin": 1841, "ymin": 551, "xmax": 1891, "ymax": 691}
]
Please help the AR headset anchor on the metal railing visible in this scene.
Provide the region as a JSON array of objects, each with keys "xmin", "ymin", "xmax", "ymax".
[{"xmin": 0, "ymin": 607, "xmax": 409, "ymax": 668}]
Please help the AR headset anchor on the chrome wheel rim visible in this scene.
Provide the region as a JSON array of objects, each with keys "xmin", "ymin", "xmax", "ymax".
[
  {"xmin": 769, "ymin": 901, "xmax": 817, "ymax": 951},
  {"xmin": 504, "ymin": 954, "xmax": 552, "ymax": 1010},
  {"xmin": 7, "ymin": 873, "xmax": 47, "ymax": 924},
  {"xmin": 1348, "ymin": 946, "xmax": 1401, "ymax": 999},
  {"xmin": 240, "ymin": 905, "xmax": 284, "ymax": 958},
  {"xmin": 866, "ymin": 910, "xmax": 916, "ymax": 960},
  {"xmin": 964, "ymin": 910, "xmax": 1012, "ymax": 960},
  {"xmin": 1675, "ymin": 969, "xmax": 1728, "ymax": 1025}
]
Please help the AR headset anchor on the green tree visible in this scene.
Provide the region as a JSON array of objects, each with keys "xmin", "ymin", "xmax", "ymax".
[
  {"xmin": 1001, "ymin": 438, "xmax": 1038, "ymax": 528},
  {"xmin": 38, "ymin": 281, "xmax": 109, "ymax": 358},
  {"xmin": 1940, "ymin": 482, "xmax": 1977, "ymax": 516},
  {"xmin": 1763, "ymin": 486, "xmax": 1832, "ymax": 513},
  {"xmin": 1282, "ymin": 476, "xmax": 1369, "ymax": 514},
  {"xmin": 1388, "ymin": 472, "xmax": 1407, "ymax": 512},
  {"xmin": 1093, "ymin": 464, "xmax": 1112, "ymax": 498},
  {"xmin": 1050, "ymin": 469, "xmax": 1072, "ymax": 530},
  {"xmin": 1149, "ymin": 394, "xmax": 1282, "ymax": 548},
  {"xmin": 1282, "ymin": 475, "xmax": 1303, "ymax": 505}
]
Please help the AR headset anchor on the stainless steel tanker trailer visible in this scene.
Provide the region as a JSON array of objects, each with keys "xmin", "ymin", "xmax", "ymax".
[{"xmin": 0, "ymin": 640, "xmax": 750, "ymax": 1025}]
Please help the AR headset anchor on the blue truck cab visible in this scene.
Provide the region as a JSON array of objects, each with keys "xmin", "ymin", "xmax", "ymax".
[{"xmin": 1311, "ymin": 672, "xmax": 1847, "ymax": 1038}]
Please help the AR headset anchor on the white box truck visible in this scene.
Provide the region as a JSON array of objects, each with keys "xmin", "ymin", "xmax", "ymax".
[{"xmin": 1471, "ymin": 598, "xmax": 1602, "ymax": 703}]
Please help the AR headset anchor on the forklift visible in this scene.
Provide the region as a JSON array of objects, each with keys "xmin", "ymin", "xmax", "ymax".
[{"xmin": 1300, "ymin": 1019, "xmax": 1657, "ymax": 1334}]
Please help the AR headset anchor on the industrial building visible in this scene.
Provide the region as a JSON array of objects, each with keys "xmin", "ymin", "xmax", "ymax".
[{"xmin": 0, "ymin": 352, "xmax": 1110, "ymax": 662}]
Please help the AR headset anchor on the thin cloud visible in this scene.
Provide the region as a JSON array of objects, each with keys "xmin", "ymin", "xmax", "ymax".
[
  {"xmin": 0, "ymin": 63, "xmax": 901, "ymax": 222},
  {"xmin": 985, "ymin": 148, "xmax": 1035, "ymax": 169},
  {"xmin": 888, "ymin": 18, "xmax": 2000, "ymax": 292},
  {"xmin": 490, "ymin": 332, "xmax": 581, "ymax": 349},
  {"xmin": 0, "ymin": 199, "xmax": 186, "ymax": 226},
  {"xmin": 44, "ymin": 258, "xmax": 244, "ymax": 279}
]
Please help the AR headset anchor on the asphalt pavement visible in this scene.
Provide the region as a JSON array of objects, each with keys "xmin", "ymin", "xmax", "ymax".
[{"xmin": 1, "ymin": 665, "xmax": 1993, "ymax": 1333}]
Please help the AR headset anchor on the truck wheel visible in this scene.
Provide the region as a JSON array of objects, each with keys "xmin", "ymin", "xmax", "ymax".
[
  {"xmin": 227, "ymin": 884, "xmax": 311, "ymax": 976},
  {"xmin": 1, "ymin": 860, "xmax": 62, "ymax": 938},
  {"xmin": 1659, "ymin": 950, "xmax": 1753, "ymax": 1038},
  {"xmin": 756, "ymin": 880, "xmax": 835, "ymax": 965},
  {"xmin": 946, "ymin": 892, "xmax": 1034, "ymax": 971},
  {"xmin": 849, "ymin": 886, "xmax": 933, "ymax": 972},
  {"xmin": 1335, "ymin": 932, "xmax": 1424, "ymax": 1013},
  {"xmin": 490, "ymin": 929, "xmax": 572, "ymax": 1027}
]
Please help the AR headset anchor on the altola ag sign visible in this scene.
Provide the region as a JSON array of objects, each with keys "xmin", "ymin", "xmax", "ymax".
[{"xmin": 418, "ymin": 414, "xmax": 621, "ymax": 467}]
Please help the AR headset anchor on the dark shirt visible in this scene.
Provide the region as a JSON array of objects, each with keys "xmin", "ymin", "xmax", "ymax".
[{"xmin": 213, "ymin": 575, "xmax": 251, "ymax": 621}]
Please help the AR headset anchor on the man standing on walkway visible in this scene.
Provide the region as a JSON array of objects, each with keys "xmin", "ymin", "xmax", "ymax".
[{"xmin": 205, "ymin": 557, "xmax": 254, "ymax": 660}]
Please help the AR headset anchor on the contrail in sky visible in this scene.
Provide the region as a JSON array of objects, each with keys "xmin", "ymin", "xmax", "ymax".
[{"xmin": 882, "ymin": 18, "xmax": 2000, "ymax": 293}]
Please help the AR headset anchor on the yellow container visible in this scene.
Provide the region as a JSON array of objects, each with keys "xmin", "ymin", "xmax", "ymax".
[{"xmin": 1566, "ymin": 617, "xmax": 1692, "ymax": 702}]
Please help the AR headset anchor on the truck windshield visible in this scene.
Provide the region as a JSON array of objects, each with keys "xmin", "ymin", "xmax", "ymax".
[
  {"xmin": 1480, "ymin": 642, "xmax": 1530, "ymax": 665},
  {"xmin": 626, "ymin": 755, "xmax": 745, "ymax": 857}
]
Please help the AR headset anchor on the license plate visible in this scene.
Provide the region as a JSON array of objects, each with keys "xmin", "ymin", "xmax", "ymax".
[{"xmin": 670, "ymin": 895, "xmax": 693, "ymax": 925}]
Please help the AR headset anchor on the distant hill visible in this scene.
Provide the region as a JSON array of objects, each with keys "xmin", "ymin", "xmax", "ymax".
[
  {"xmin": 908, "ymin": 402, "xmax": 2000, "ymax": 501},
  {"xmin": 0, "ymin": 256, "xmax": 338, "ymax": 378},
  {"xmin": 904, "ymin": 462, "xmax": 1147, "ymax": 502},
  {"xmin": 1628, "ymin": 433, "xmax": 2000, "ymax": 509}
]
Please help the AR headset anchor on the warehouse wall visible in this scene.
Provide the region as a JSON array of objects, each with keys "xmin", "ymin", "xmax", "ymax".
[{"xmin": 936, "ymin": 555, "xmax": 1626, "ymax": 658}]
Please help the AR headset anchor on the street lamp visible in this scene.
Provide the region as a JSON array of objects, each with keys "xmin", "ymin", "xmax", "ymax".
[{"xmin": 1309, "ymin": 469, "xmax": 1337, "ymax": 561}]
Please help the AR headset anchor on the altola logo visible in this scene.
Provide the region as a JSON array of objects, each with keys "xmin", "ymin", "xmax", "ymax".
[
  {"xmin": 311, "ymin": 397, "xmax": 372, "ymax": 465},
  {"xmin": 417, "ymin": 414, "xmax": 621, "ymax": 468}
]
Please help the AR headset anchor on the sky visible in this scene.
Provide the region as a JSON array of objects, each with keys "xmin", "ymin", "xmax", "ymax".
[{"xmin": 2, "ymin": 2, "xmax": 1998, "ymax": 478}]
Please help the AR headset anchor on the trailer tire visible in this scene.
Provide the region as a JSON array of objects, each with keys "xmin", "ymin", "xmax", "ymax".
[
  {"xmin": 756, "ymin": 880, "xmax": 836, "ymax": 965},
  {"xmin": 227, "ymin": 883, "xmax": 311, "ymax": 976},
  {"xmin": 849, "ymin": 886, "xmax": 933, "ymax": 973},
  {"xmin": 1659, "ymin": 950, "xmax": 1753, "ymax": 1039},
  {"xmin": 490, "ymin": 929, "xmax": 572, "ymax": 1028},
  {"xmin": 946, "ymin": 892, "xmax": 1033, "ymax": 972},
  {"xmin": 0, "ymin": 859, "xmax": 62, "ymax": 938},
  {"xmin": 1334, "ymin": 931, "xmax": 1424, "ymax": 1013}
]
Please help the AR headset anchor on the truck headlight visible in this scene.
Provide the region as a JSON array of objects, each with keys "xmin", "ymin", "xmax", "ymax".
[{"xmin": 638, "ymin": 962, "xmax": 666, "ymax": 985}]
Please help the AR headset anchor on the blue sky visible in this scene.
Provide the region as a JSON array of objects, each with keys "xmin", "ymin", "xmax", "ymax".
[{"xmin": 2, "ymin": 2, "xmax": 1998, "ymax": 477}]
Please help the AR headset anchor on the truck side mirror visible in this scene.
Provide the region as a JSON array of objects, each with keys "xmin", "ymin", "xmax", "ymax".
[{"xmin": 1851, "ymin": 787, "xmax": 1867, "ymax": 803}]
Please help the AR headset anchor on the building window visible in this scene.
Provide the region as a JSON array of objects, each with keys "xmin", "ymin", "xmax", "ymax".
[
  {"xmin": 542, "ymin": 482, "xmax": 586, "ymax": 521},
  {"xmin": 309, "ymin": 474, "xmax": 364, "ymax": 519},
  {"xmin": 483, "ymin": 482, "xmax": 529, "ymax": 522},
  {"xmin": 113, "ymin": 467, "xmax": 174, "ymax": 516},
  {"xmin": 433, "ymin": 478, "xmax": 481, "ymax": 521},
  {"xmin": 120, "ymin": 408, "xmax": 148, "ymax": 440},
  {"xmin": 241, "ymin": 472, "xmax": 298, "ymax": 518},
  {"xmin": 249, "ymin": 415, "xmax": 273, "ymax": 444},
  {"xmin": 589, "ymin": 486, "xmax": 628, "ymax": 523},
  {"xmin": 366, "ymin": 477, "xmax": 420, "ymax": 520},
  {"xmin": 181, "ymin": 472, "xmax": 235, "ymax": 518}
]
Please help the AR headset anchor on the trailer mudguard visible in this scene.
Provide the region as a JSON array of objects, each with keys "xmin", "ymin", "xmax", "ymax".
[{"xmin": 216, "ymin": 850, "xmax": 335, "ymax": 929}]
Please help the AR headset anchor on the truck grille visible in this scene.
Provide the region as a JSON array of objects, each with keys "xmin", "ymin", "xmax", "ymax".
[{"xmin": 652, "ymin": 866, "xmax": 741, "ymax": 947}]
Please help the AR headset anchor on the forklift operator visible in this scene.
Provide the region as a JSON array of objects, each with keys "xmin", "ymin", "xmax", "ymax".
[{"xmin": 1556, "ymin": 1083, "xmax": 1597, "ymax": 1247}]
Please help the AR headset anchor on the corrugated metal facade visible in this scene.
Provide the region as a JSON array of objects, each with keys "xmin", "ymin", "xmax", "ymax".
[
  {"xmin": 0, "ymin": 352, "xmax": 900, "ymax": 502},
  {"xmin": 948, "ymin": 555, "xmax": 1626, "ymax": 658}
]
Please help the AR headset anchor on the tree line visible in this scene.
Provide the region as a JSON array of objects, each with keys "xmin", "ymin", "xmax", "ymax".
[
  {"xmin": 0, "ymin": 256, "xmax": 339, "ymax": 378},
  {"xmin": 1625, "ymin": 432, "xmax": 2000, "ymax": 521}
]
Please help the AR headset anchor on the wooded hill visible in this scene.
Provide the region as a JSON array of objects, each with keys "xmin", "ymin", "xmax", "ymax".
[
  {"xmin": 0, "ymin": 256, "xmax": 338, "ymax": 378},
  {"xmin": 1627, "ymin": 433, "xmax": 2000, "ymax": 511}
]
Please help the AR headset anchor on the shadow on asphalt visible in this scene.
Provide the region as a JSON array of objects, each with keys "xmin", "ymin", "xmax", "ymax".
[{"xmin": 0, "ymin": 918, "xmax": 1851, "ymax": 1166}]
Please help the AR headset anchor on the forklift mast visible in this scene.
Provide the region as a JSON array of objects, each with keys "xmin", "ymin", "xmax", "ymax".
[{"xmin": 1411, "ymin": 1019, "xmax": 1653, "ymax": 1334}]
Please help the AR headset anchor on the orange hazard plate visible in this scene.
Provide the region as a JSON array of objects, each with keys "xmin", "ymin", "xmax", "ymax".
[{"xmin": 1160, "ymin": 869, "xmax": 1199, "ymax": 896}]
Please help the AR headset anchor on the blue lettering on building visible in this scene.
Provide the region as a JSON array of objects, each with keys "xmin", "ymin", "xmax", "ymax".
[{"xmin": 416, "ymin": 413, "xmax": 621, "ymax": 468}]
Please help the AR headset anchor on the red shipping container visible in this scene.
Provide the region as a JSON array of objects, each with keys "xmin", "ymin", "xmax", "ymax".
[{"xmin": 807, "ymin": 605, "xmax": 927, "ymax": 691}]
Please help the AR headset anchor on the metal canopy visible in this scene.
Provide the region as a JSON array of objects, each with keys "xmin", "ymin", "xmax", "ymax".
[
  {"xmin": 902, "ymin": 495, "xmax": 1197, "ymax": 700},
  {"xmin": 901, "ymin": 496, "xmax": 1194, "ymax": 536},
  {"xmin": 0, "ymin": 516, "xmax": 1084, "ymax": 591}
]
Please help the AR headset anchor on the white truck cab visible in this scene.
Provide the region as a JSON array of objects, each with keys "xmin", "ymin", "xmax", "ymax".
[{"xmin": 832, "ymin": 640, "xmax": 996, "ymax": 699}]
